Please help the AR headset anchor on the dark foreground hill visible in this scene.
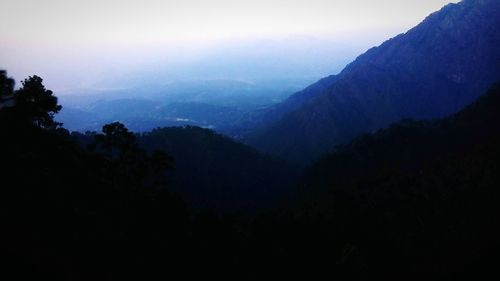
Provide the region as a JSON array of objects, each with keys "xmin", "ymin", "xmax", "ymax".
[
  {"xmin": 249, "ymin": 0, "xmax": 500, "ymax": 163},
  {"xmin": 73, "ymin": 126, "xmax": 297, "ymax": 213},
  {"xmin": 137, "ymin": 126, "xmax": 297, "ymax": 212},
  {"xmin": 284, "ymin": 83, "xmax": 500, "ymax": 279},
  {"xmin": 2, "ymin": 72, "xmax": 500, "ymax": 280}
]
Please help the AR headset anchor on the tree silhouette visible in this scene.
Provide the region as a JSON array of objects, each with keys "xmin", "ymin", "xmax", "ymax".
[
  {"xmin": 91, "ymin": 122, "xmax": 137, "ymax": 160},
  {"xmin": 14, "ymin": 75, "xmax": 62, "ymax": 129},
  {"xmin": 90, "ymin": 121, "xmax": 173, "ymax": 189},
  {"xmin": 0, "ymin": 70, "xmax": 15, "ymax": 96}
]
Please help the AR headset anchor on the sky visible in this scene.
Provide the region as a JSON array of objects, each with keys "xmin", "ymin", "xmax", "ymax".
[{"xmin": 0, "ymin": 0, "xmax": 459, "ymax": 90}]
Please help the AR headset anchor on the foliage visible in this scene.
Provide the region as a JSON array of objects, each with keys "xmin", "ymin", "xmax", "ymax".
[
  {"xmin": 1, "ymin": 72, "xmax": 63, "ymax": 132},
  {"xmin": 2, "ymin": 71, "xmax": 500, "ymax": 280},
  {"xmin": 0, "ymin": 70, "xmax": 15, "ymax": 96},
  {"xmin": 138, "ymin": 126, "xmax": 298, "ymax": 212}
]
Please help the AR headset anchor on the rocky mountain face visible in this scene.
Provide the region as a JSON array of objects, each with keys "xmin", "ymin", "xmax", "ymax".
[{"xmin": 248, "ymin": 0, "xmax": 500, "ymax": 163}]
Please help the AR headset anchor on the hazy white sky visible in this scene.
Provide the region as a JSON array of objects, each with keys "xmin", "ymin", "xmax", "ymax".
[
  {"xmin": 0, "ymin": 0, "xmax": 459, "ymax": 89},
  {"xmin": 1, "ymin": 0, "xmax": 458, "ymax": 45}
]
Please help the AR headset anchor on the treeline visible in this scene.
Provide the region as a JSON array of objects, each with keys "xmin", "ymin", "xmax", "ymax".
[
  {"xmin": 0, "ymin": 72, "xmax": 191, "ymax": 279},
  {"xmin": 0, "ymin": 71, "xmax": 294, "ymax": 280},
  {"xmin": 72, "ymin": 126, "xmax": 297, "ymax": 213},
  {"xmin": 1, "ymin": 70, "xmax": 500, "ymax": 280}
]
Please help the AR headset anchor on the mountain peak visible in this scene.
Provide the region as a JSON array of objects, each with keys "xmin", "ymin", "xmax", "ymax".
[{"xmin": 248, "ymin": 0, "xmax": 500, "ymax": 164}]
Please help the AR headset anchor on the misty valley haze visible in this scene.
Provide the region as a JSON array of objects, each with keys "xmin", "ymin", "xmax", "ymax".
[
  {"xmin": 1, "ymin": 1, "xmax": 460, "ymax": 135},
  {"xmin": 1, "ymin": 0, "xmax": 500, "ymax": 280},
  {"xmin": 54, "ymin": 36, "xmax": 366, "ymax": 132}
]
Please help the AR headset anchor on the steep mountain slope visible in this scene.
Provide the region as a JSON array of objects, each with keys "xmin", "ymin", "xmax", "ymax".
[
  {"xmin": 288, "ymin": 83, "xmax": 500, "ymax": 280},
  {"xmin": 249, "ymin": 0, "xmax": 500, "ymax": 163},
  {"xmin": 234, "ymin": 74, "xmax": 339, "ymax": 131},
  {"xmin": 304, "ymin": 82, "xmax": 500, "ymax": 197}
]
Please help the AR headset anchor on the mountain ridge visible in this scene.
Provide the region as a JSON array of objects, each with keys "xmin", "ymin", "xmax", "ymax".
[{"xmin": 248, "ymin": 0, "xmax": 500, "ymax": 163}]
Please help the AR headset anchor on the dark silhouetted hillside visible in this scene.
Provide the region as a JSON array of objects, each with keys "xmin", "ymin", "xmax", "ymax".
[
  {"xmin": 2, "ymin": 64, "xmax": 500, "ymax": 281},
  {"xmin": 138, "ymin": 126, "xmax": 298, "ymax": 213},
  {"xmin": 284, "ymin": 83, "xmax": 500, "ymax": 279}
]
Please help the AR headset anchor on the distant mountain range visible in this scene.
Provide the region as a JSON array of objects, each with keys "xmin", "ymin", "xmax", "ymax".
[
  {"xmin": 56, "ymin": 78, "xmax": 312, "ymax": 132},
  {"xmin": 248, "ymin": 0, "xmax": 500, "ymax": 163}
]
